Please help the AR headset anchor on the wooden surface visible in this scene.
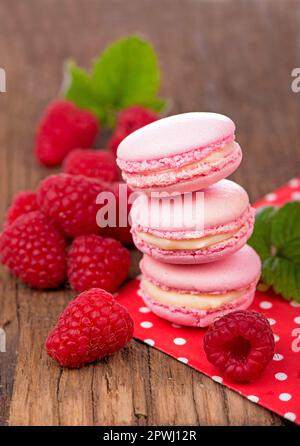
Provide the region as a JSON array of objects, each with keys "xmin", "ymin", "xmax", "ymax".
[{"xmin": 0, "ymin": 0, "xmax": 299, "ymax": 426}]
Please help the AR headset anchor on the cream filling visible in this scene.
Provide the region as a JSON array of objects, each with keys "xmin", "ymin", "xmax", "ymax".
[
  {"xmin": 142, "ymin": 279, "xmax": 245, "ymax": 310},
  {"xmin": 126, "ymin": 141, "xmax": 237, "ymax": 178},
  {"xmin": 136, "ymin": 228, "xmax": 239, "ymax": 250}
]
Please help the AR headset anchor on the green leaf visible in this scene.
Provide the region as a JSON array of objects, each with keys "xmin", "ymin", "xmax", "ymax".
[
  {"xmin": 64, "ymin": 62, "xmax": 104, "ymax": 121},
  {"xmin": 249, "ymin": 201, "xmax": 300, "ymax": 301},
  {"xmin": 64, "ymin": 36, "xmax": 166, "ymax": 126},
  {"xmin": 91, "ymin": 36, "xmax": 165, "ymax": 111},
  {"xmin": 271, "ymin": 201, "xmax": 300, "ymax": 259},
  {"xmin": 263, "ymin": 256, "xmax": 300, "ymax": 301},
  {"xmin": 139, "ymin": 97, "xmax": 166, "ymax": 112},
  {"xmin": 248, "ymin": 206, "xmax": 278, "ymax": 261}
]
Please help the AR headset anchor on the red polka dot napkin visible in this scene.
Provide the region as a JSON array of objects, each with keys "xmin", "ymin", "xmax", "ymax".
[{"xmin": 117, "ymin": 176, "xmax": 300, "ymax": 424}]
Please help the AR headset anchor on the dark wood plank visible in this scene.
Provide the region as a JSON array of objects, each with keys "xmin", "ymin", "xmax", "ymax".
[{"xmin": 1, "ymin": 0, "xmax": 298, "ymax": 425}]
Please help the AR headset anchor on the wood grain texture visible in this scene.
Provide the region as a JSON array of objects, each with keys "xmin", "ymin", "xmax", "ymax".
[{"xmin": 0, "ymin": 0, "xmax": 299, "ymax": 426}]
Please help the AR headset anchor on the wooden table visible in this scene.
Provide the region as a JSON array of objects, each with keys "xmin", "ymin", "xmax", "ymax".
[{"xmin": 0, "ymin": 0, "xmax": 299, "ymax": 426}]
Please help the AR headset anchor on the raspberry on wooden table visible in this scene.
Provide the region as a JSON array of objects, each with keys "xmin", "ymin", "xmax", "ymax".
[
  {"xmin": 108, "ymin": 128, "xmax": 128, "ymax": 155},
  {"xmin": 37, "ymin": 173, "xmax": 107, "ymax": 238},
  {"xmin": 67, "ymin": 234, "xmax": 130, "ymax": 293},
  {"xmin": 35, "ymin": 100, "xmax": 99, "ymax": 167},
  {"xmin": 109, "ymin": 106, "xmax": 159, "ymax": 154},
  {"xmin": 0, "ymin": 211, "xmax": 67, "ymax": 289},
  {"xmin": 101, "ymin": 181, "xmax": 133, "ymax": 245},
  {"xmin": 45, "ymin": 288, "xmax": 134, "ymax": 368},
  {"xmin": 63, "ymin": 148, "xmax": 119, "ymax": 182},
  {"xmin": 5, "ymin": 190, "xmax": 38, "ymax": 226},
  {"xmin": 203, "ymin": 310, "xmax": 275, "ymax": 383}
]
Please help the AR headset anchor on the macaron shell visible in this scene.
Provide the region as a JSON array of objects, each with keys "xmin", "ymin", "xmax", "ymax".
[
  {"xmin": 131, "ymin": 179, "xmax": 250, "ymax": 232},
  {"xmin": 117, "ymin": 112, "xmax": 235, "ymax": 161},
  {"xmin": 140, "ymin": 284, "xmax": 255, "ymax": 328},
  {"xmin": 140, "ymin": 245, "xmax": 261, "ymax": 293}
]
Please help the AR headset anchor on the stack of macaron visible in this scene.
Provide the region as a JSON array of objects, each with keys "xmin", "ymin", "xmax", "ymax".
[{"xmin": 117, "ymin": 112, "xmax": 261, "ymax": 327}]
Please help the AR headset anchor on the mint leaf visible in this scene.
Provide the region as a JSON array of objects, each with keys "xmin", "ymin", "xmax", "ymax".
[
  {"xmin": 271, "ymin": 202, "xmax": 300, "ymax": 258},
  {"xmin": 92, "ymin": 36, "xmax": 165, "ymax": 112},
  {"xmin": 139, "ymin": 97, "xmax": 167, "ymax": 112},
  {"xmin": 249, "ymin": 201, "xmax": 300, "ymax": 301},
  {"xmin": 64, "ymin": 36, "xmax": 166, "ymax": 126},
  {"xmin": 64, "ymin": 62, "xmax": 104, "ymax": 121},
  {"xmin": 248, "ymin": 206, "xmax": 278, "ymax": 261},
  {"xmin": 263, "ymin": 257, "xmax": 300, "ymax": 300}
]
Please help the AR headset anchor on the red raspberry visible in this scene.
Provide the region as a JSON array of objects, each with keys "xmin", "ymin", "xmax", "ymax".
[
  {"xmin": 101, "ymin": 182, "xmax": 133, "ymax": 245},
  {"xmin": 37, "ymin": 174, "xmax": 107, "ymax": 238},
  {"xmin": 35, "ymin": 100, "xmax": 99, "ymax": 167},
  {"xmin": 63, "ymin": 148, "xmax": 118, "ymax": 182},
  {"xmin": 203, "ymin": 310, "xmax": 275, "ymax": 382},
  {"xmin": 5, "ymin": 190, "xmax": 38, "ymax": 225},
  {"xmin": 67, "ymin": 234, "xmax": 130, "ymax": 293},
  {"xmin": 0, "ymin": 211, "xmax": 67, "ymax": 289},
  {"xmin": 109, "ymin": 106, "xmax": 158, "ymax": 154},
  {"xmin": 45, "ymin": 288, "xmax": 134, "ymax": 368},
  {"xmin": 117, "ymin": 106, "xmax": 159, "ymax": 132},
  {"xmin": 108, "ymin": 128, "xmax": 128, "ymax": 155}
]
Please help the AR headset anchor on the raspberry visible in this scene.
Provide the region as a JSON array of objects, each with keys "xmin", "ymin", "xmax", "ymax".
[
  {"xmin": 203, "ymin": 310, "xmax": 275, "ymax": 382},
  {"xmin": 0, "ymin": 211, "xmax": 67, "ymax": 289},
  {"xmin": 5, "ymin": 191, "xmax": 38, "ymax": 225},
  {"xmin": 117, "ymin": 106, "xmax": 159, "ymax": 132},
  {"xmin": 63, "ymin": 148, "xmax": 118, "ymax": 182},
  {"xmin": 108, "ymin": 128, "xmax": 128, "ymax": 155},
  {"xmin": 101, "ymin": 182, "xmax": 133, "ymax": 245},
  {"xmin": 109, "ymin": 106, "xmax": 158, "ymax": 154},
  {"xmin": 37, "ymin": 173, "xmax": 107, "ymax": 238},
  {"xmin": 45, "ymin": 288, "xmax": 134, "ymax": 368},
  {"xmin": 67, "ymin": 234, "xmax": 130, "ymax": 293},
  {"xmin": 35, "ymin": 100, "xmax": 99, "ymax": 167}
]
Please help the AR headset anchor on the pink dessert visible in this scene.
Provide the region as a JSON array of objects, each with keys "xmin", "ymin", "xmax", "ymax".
[
  {"xmin": 117, "ymin": 112, "xmax": 242, "ymax": 194},
  {"xmin": 139, "ymin": 245, "xmax": 261, "ymax": 327},
  {"xmin": 130, "ymin": 179, "xmax": 255, "ymax": 264}
]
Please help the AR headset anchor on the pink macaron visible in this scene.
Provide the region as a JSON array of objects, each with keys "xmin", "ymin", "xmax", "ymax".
[
  {"xmin": 130, "ymin": 179, "xmax": 255, "ymax": 264},
  {"xmin": 139, "ymin": 245, "xmax": 261, "ymax": 328},
  {"xmin": 117, "ymin": 112, "xmax": 242, "ymax": 194}
]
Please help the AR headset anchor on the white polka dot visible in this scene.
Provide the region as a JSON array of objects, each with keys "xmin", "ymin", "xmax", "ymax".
[
  {"xmin": 274, "ymin": 334, "xmax": 280, "ymax": 342},
  {"xmin": 172, "ymin": 323, "xmax": 182, "ymax": 328},
  {"xmin": 284, "ymin": 412, "xmax": 296, "ymax": 422},
  {"xmin": 173, "ymin": 337, "xmax": 186, "ymax": 346},
  {"xmin": 273, "ymin": 353, "xmax": 284, "ymax": 361},
  {"xmin": 290, "ymin": 300, "xmax": 300, "ymax": 307},
  {"xmin": 294, "ymin": 316, "xmax": 300, "ymax": 324},
  {"xmin": 279, "ymin": 393, "xmax": 292, "ymax": 402},
  {"xmin": 144, "ymin": 339, "xmax": 155, "ymax": 346},
  {"xmin": 288, "ymin": 178, "xmax": 300, "ymax": 188},
  {"xmin": 275, "ymin": 372, "xmax": 287, "ymax": 381},
  {"xmin": 177, "ymin": 357, "xmax": 189, "ymax": 364},
  {"xmin": 260, "ymin": 301, "xmax": 272, "ymax": 309},
  {"xmin": 247, "ymin": 395, "xmax": 259, "ymax": 403},
  {"xmin": 291, "ymin": 192, "xmax": 300, "ymax": 201},
  {"xmin": 139, "ymin": 306, "xmax": 151, "ymax": 313},
  {"xmin": 140, "ymin": 321, "xmax": 153, "ymax": 329},
  {"xmin": 268, "ymin": 318, "xmax": 276, "ymax": 326},
  {"xmin": 265, "ymin": 193, "xmax": 277, "ymax": 202},
  {"xmin": 212, "ymin": 375, "xmax": 223, "ymax": 383}
]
